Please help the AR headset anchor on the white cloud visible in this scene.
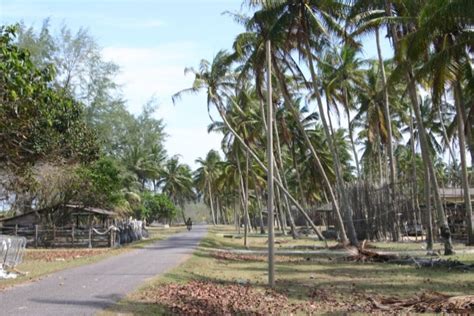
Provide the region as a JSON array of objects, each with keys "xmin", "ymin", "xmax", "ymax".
[
  {"xmin": 102, "ymin": 43, "xmax": 199, "ymax": 111},
  {"xmin": 102, "ymin": 42, "xmax": 222, "ymax": 167}
]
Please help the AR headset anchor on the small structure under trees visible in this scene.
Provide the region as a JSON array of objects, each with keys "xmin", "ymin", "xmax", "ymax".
[
  {"xmin": 439, "ymin": 188, "xmax": 474, "ymax": 241},
  {"xmin": 0, "ymin": 204, "xmax": 118, "ymax": 248}
]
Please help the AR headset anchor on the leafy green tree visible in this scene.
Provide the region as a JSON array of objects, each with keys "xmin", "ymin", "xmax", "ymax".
[
  {"xmin": 141, "ymin": 192, "xmax": 177, "ymax": 224},
  {"xmin": 73, "ymin": 157, "xmax": 123, "ymax": 208},
  {"xmin": 0, "ymin": 25, "xmax": 98, "ymax": 172}
]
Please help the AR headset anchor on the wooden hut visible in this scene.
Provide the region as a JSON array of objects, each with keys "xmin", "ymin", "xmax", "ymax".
[
  {"xmin": 0, "ymin": 204, "xmax": 117, "ymax": 248},
  {"xmin": 439, "ymin": 188, "xmax": 474, "ymax": 241}
]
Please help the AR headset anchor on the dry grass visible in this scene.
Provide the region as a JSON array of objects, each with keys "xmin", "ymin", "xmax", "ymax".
[{"xmin": 103, "ymin": 225, "xmax": 474, "ymax": 315}]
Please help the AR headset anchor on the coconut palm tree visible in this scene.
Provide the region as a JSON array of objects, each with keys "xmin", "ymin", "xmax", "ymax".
[
  {"xmin": 402, "ymin": 0, "xmax": 474, "ymax": 244},
  {"xmin": 159, "ymin": 156, "xmax": 195, "ymax": 223},
  {"xmin": 194, "ymin": 150, "xmax": 222, "ymax": 225},
  {"xmin": 173, "ymin": 50, "xmax": 326, "ymax": 240}
]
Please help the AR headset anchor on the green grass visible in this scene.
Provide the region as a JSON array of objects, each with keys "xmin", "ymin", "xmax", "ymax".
[
  {"xmin": 0, "ymin": 225, "xmax": 186, "ymax": 290},
  {"xmin": 103, "ymin": 225, "xmax": 474, "ymax": 315}
]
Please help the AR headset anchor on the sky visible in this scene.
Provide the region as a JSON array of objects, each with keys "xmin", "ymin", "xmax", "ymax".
[{"xmin": 1, "ymin": 0, "xmax": 394, "ymax": 169}]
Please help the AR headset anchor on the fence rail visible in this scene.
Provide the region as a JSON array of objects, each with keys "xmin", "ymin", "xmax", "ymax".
[{"xmin": 0, "ymin": 225, "xmax": 116, "ymax": 248}]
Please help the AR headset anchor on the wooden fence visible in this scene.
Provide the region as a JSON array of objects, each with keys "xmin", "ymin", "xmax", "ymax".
[{"xmin": 0, "ymin": 225, "xmax": 116, "ymax": 248}]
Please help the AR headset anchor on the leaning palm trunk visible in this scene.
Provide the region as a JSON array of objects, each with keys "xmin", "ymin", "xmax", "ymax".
[
  {"xmin": 385, "ymin": 0, "xmax": 453, "ymax": 254},
  {"xmin": 440, "ymin": 95, "xmax": 457, "ymax": 164},
  {"xmin": 376, "ymin": 27, "xmax": 398, "ymax": 242},
  {"xmin": 454, "ymin": 82, "xmax": 474, "ymax": 245},
  {"xmin": 214, "ymin": 102, "xmax": 326, "ymax": 241},
  {"xmin": 245, "ymin": 151, "xmax": 252, "ymax": 233},
  {"xmin": 236, "ymin": 150, "xmax": 249, "ymax": 247},
  {"xmin": 343, "ymin": 90, "xmax": 361, "ymax": 179},
  {"xmin": 272, "ymin": 59, "xmax": 348, "ymax": 244},
  {"xmin": 407, "ymin": 76, "xmax": 454, "ymax": 254},
  {"xmin": 274, "ymin": 110, "xmax": 298, "ymax": 239},
  {"xmin": 303, "ymin": 40, "xmax": 358, "ymax": 246},
  {"xmin": 375, "ymin": 28, "xmax": 396, "ymax": 188}
]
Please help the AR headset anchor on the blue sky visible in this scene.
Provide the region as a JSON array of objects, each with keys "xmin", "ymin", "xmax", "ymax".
[{"xmin": 1, "ymin": 0, "xmax": 393, "ymax": 168}]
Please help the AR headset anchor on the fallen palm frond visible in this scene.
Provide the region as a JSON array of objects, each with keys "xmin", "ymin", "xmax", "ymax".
[{"xmin": 344, "ymin": 240, "xmax": 399, "ymax": 262}]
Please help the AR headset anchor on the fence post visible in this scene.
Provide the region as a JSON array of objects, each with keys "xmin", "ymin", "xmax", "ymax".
[
  {"xmin": 52, "ymin": 224, "xmax": 56, "ymax": 247},
  {"xmin": 88, "ymin": 227, "xmax": 92, "ymax": 248},
  {"xmin": 71, "ymin": 225, "xmax": 75, "ymax": 247},
  {"xmin": 15, "ymin": 224, "xmax": 18, "ymax": 236},
  {"xmin": 35, "ymin": 225, "xmax": 38, "ymax": 248}
]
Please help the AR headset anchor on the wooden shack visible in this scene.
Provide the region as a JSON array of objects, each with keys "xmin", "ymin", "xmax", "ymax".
[
  {"xmin": 439, "ymin": 188, "xmax": 474, "ymax": 241},
  {"xmin": 0, "ymin": 204, "xmax": 117, "ymax": 248}
]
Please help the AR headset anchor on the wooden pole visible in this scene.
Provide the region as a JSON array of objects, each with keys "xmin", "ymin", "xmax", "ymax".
[
  {"xmin": 266, "ymin": 39, "xmax": 275, "ymax": 288},
  {"xmin": 35, "ymin": 225, "xmax": 38, "ymax": 248},
  {"xmin": 71, "ymin": 225, "xmax": 75, "ymax": 247},
  {"xmin": 88, "ymin": 226, "xmax": 92, "ymax": 248}
]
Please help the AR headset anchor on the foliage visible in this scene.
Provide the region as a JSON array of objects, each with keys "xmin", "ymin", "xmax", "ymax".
[
  {"xmin": 73, "ymin": 157, "xmax": 123, "ymax": 208},
  {"xmin": 0, "ymin": 25, "xmax": 98, "ymax": 172},
  {"xmin": 140, "ymin": 192, "xmax": 177, "ymax": 223}
]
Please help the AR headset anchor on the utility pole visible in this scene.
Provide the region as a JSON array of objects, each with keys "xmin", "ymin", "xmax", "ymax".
[{"xmin": 266, "ymin": 39, "xmax": 275, "ymax": 287}]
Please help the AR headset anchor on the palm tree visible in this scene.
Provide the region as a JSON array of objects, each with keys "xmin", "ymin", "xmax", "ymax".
[
  {"xmin": 319, "ymin": 44, "xmax": 366, "ymax": 179},
  {"xmin": 194, "ymin": 150, "xmax": 222, "ymax": 225},
  {"xmin": 242, "ymin": 1, "xmax": 356, "ymax": 245},
  {"xmin": 159, "ymin": 156, "xmax": 195, "ymax": 223},
  {"xmin": 386, "ymin": 0, "xmax": 460, "ymax": 254},
  {"xmin": 402, "ymin": 0, "xmax": 474, "ymax": 244},
  {"xmin": 173, "ymin": 50, "xmax": 326, "ymax": 240},
  {"xmin": 266, "ymin": 0, "xmax": 359, "ymax": 246}
]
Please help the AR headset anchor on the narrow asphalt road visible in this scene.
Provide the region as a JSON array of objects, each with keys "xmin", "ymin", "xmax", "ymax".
[{"xmin": 0, "ymin": 225, "xmax": 207, "ymax": 316}]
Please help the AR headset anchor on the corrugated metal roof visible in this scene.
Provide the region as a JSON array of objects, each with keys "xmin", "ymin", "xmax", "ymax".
[{"xmin": 0, "ymin": 204, "xmax": 116, "ymax": 222}]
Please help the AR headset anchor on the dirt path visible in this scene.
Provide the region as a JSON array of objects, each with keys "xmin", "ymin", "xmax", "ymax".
[{"xmin": 0, "ymin": 225, "xmax": 207, "ymax": 316}]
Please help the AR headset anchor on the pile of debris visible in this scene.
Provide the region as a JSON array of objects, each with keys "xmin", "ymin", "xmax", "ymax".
[
  {"xmin": 389, "ymin": 257, "xmax": 474, "ymax": 271},
  {"xmin": 370, "ymin": 292, "xmax": 474, "ymax": 313},
  {"xmin": 344, "ymin": 241, "xmax": 399, "ymax": 263},
  {"xmin": 343, "ymin": 241, "xmax": 474, "ymax": 271}
]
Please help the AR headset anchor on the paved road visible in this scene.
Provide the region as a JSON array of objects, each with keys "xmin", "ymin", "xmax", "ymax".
[{"xmin": 0, "ymin": 225, "xmax": 207, "ymax": 316}]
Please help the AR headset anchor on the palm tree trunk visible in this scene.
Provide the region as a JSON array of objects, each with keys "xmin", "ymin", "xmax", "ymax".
[
  {"xmin": 376, "ymin": 27, "xmax": 398, "ymax": 242},
  {"xmin": 214, "ymin": 102, "xmax": 326, "ymax": 241},
  {"xmin": 207, "ymin": 181, "xmax": 216, "ymax": 225},
  {"xmin": 440, "ymin": 94, "xmax": 457, "ymax": 164},
  {"xmin": 409, "ymin": 106, "xmax": 423, "ymax": 237},
  {"xmin": 375, "ymin": 27, "xmax": 396, "ymax": 188},
  {"xmin": 384, "ymin": 0, "xmax": 454, "ymax": 255},
  {"xmin": 407, "ymin": 77, "xmax": 454, "ymax": 254},
  {"xmin": 252, "ymin": 173, "xmax": 266, "ymax": 234},
  {"xmin": 303, "ymin": 39, "xmax": 358, "ymax": 246},
  {"xmin": 245, "ymin": 151, "xmax": 252, "ymax": 233},
  {"xmin": 291, "ymin": 141, "xmax": 308, "ymax": 208},
  {"xmin": 454, "ymin": 82, "xmax": 474, "ymax": 245},
  {"xmin": 343, "ymin": 90, "xmax": 361, "ymax": 179},
  {"xmin": 271, "ymin": 58, "xmax": 346, "ymax": 243},
  {"xmin": 236, "ymin": 150, "xmax": 249, "ymax": 248},
  {"xmin": 424, "ymin": 165, "xmax": 434, "ymax": 251},
  {"xmin": 273, "ymin": 109, "xmax": 298, "ymax": 239}
]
